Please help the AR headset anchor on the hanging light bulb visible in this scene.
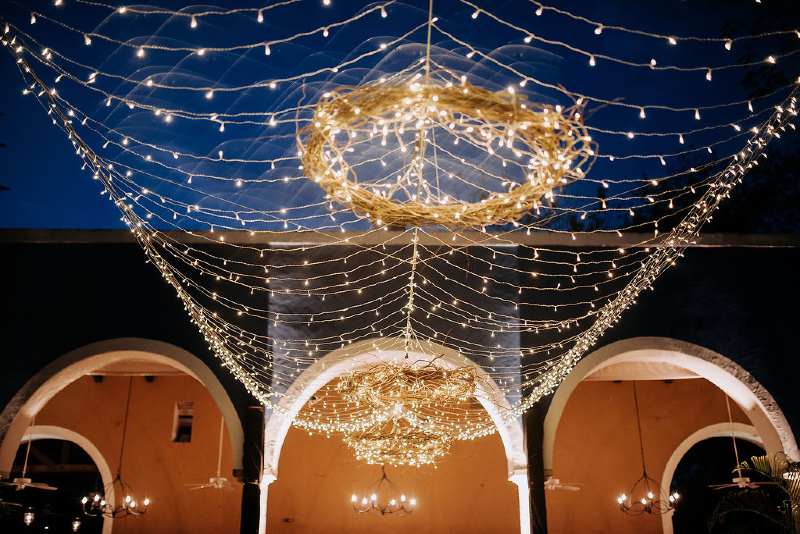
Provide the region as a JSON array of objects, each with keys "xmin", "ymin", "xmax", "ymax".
[
  {"xmin": 71, "ymin": 518, "xmax": 82, "ymax": 532},
  {"xmin": 23, "ymin": 509, "xmax": 35, "ymax": 526}
]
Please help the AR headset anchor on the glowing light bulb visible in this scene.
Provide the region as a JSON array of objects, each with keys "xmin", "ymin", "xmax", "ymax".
[
  {"xmin": 257, "ymin": 9, "xmax": 264, "ymax": 23},
  {"xmin": 724, "ymin": 39, "xmax": 732, "ymax": 50},
  {"xmin": 190, "ymin": 16, "xmax": 197, "ymax": 29},
  {"xmin": 136, "ymin": 47, "xmax": 145, "ymax": 58},
  {"xmin": 23, "ymin": 510, "xmax": 35, "ymax": 526},
  {"xmin": 264, "ymin": 44, "xmax": 271, "ymax": 56},
  {"xmin": 380, "ymin": 6, "xmax": 387, "ymax": 18},
  {"xmin": 370, "ymin": 493, "xmax": 377, "ymax": 502},
  {"xmin": 71, "ymin": 518, "xmax": 81, "ymax": 532},
  {"xmin": 588, "ymin": 55, "xmax": 596, "ymax": 67},
  {"xmin": 84, "ymin": 34, "xmax": 92, "ymax": 46},
  {"xmin": 706, "ymin": 68, "xmax": 713, "ymax": 81},
  {"xmin": 205, "ymin": 90, "xmax": 214, "ymax": 100},
  {"xmin": 351, "ymin": 494, "xmax": 357, "ymax": 503},
  {"xmin": 594, "ymin": 25, "xmax": 603, "ymax": 35},
  {"xmin": 667, "ymin": 36, "xmax": 677, "ymax": 45},
  {"xmin": 694, "ymin": 109, "xmax": 701, "ymax": 120}
]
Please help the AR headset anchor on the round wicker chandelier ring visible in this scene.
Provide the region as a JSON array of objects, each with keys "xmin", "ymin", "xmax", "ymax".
[
  {"xmin": 299, "ymin": 81, "xmax": 596, "ymax": 228},
  {"xmin": 343, "ymin": 420, "xmax": 452, "ymax": 467}
]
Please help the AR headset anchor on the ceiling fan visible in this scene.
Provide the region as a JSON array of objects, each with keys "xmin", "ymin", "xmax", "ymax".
[
  {"xmin": 544, "ymin": 476, "xmax": 582, "ymax": 492},
  {"xmin": 0, "ymin": 434, "xmax": 58, "ymax": 492},
  {"xmin": 709, "ymin": 476, "xmax": 781, "ymax": 491},
  {"xmin": 709, "ymin": 394, "xmax": 778, "ymax": 492},
  {"xmin": 186, "ymin": 416, "xmax": 232, "ymax": 491}
]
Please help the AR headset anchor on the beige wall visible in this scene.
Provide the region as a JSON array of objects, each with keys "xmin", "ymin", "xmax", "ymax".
[
  {"xmin": 36, "ymin": 375, "xmax": 242, "ymax": 534},
  {"xmin": 546, "ymin": 379, "xmax": 750, "ymax": 534},
  {"xmin": 267, "ymin": 426, "xmax": 519, "ymax": 534}
]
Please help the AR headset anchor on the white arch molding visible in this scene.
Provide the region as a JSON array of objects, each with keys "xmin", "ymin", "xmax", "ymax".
[
  {"xmin": 23, "ymin": 425, "xmax": 115, "ymax": 534},
  {"xmin": 0, "ymin": 338, "xmax": 245, "ymax": 478},
  {"xmin": 659, "ymin": 422, "xmax": 763, "ymax": 534},
  {"xmin": 542, "ymin": 337, "xmax": 798, "ymax": 476},
  {"xmin": 261, "ymin": 337, "xmax": 531, "ymax": 534}
]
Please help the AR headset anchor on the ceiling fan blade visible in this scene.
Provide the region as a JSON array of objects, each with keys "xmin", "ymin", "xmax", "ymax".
[{"xmin": 28, "ymin": 482, "xmax": 58, "ymax": 491}]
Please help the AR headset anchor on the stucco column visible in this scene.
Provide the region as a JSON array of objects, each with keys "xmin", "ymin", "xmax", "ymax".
[
  {"xmin": 524, "ymin": 403, "xmax": 548, "ymax": 534},
  {"xmin": 240, "ymin": 405, "xmax": 265, "ymax": 534}
]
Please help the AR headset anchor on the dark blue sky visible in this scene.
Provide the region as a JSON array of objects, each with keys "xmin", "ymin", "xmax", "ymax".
[{"xmin": 0, "ymin": 0, "xmax": 797, "ymax": 229}]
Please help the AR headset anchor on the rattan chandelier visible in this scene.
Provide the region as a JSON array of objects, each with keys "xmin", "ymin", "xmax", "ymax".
[{"xmin": 298, "ymin": 80, "xmax": 595, "ymax": 228}]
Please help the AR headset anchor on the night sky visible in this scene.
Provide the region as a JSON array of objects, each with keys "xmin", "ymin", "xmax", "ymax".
[{"xmin": 0, "ymin": 0, "xmax": 798, "ymax": 229}]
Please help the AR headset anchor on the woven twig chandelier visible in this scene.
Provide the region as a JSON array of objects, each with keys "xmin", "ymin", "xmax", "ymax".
[{"xmin": 299, "ymin": 80, "xmax": 595, "ymax": 228}]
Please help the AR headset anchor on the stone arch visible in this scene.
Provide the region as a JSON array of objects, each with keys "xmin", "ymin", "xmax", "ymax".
[
  {"xmin": 543, "ymin": 337, "xmax": 798, "ymax": 478},
  {"xmin": 262, "ymin": 337, "xmax": 531, "ymax": 534},
  {"xmin": 0, "ymin": 338, "xmax": 244, "ymax": 478},
  {"xmin": 22, "ymin": 425, "xmax": 115, "ymax": 534},
  {"xmin": 658, "ymin": 422, "xmax": 763, "ymax": 534}
]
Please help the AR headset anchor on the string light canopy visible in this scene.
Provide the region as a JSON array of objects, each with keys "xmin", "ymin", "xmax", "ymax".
[
  {"xmin": 1, "ymin": 0, "xmax": 799, "ymax": 449},
  {"xmin": 81, "ymin": 378, "xmax": 151, "ymax": 519},
  {"xmin": 616, "ymin": 382, "xmax": 680, "ymax": 516},
  {"xmin": 351, "ymin": 466, "xmax": 417, "ymax": 515}
]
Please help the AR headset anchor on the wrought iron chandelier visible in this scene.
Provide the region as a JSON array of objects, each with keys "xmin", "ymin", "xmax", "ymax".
[
  {"xmin": 616, "ymin": 381, "xmax": 680, "ymax": 516},
  {"xmin": 351, "ymin": 466, "xmax": 417, "ymax": 516},
  {"xmin": 82, "ymin": 377, "xmax": 151, "ymax": 519}
]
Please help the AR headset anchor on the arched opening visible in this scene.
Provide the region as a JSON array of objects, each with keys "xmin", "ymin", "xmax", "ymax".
[
  {"xmin": 263, "ymin": 337, "xmax": 531, "ymax": 534},
  {"xmin": 664, "ymin": 425, "xmax": 765, "ymax": 534},
  {"xmin": 542, "ymin": 337, "xmax": 797, "ymax": 534},
  {"xmin": 17, "ymin": 426, "xmax": 115, "ymax": 534},
  {"xmin": 0, "ymin": 339, "xmax": 246, "ymax": 534},
  {"xmin": 0, "ymin": 338, "xmax": 244, "ymax": 476},
  {"xmin": 0, "ymin": 431, "xmax": 107, "ymax": 534}
]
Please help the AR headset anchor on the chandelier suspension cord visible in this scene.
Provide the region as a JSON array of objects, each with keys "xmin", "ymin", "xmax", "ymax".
[
  {"xmin": 116, "ymin": 376, "xmax": 135, "ymax": 479},
  {"xmin": 632, "ymin": 381, "xmax": 648, "ymax": 478},
  {"xmin": 403, "ymin": 0, "xmax": 435, "ymax": 359},
  {"xmin": 424, "ymin": 0, "xmax": 434, "ymax": 83},
  {"xmin": 21, "ymin": 416, "xmax": 34, "ymax": 479},
  {"xmin": 725, "ymin": 393, "xmax": 742, "ymax": 477},
  {"xmin": 215, "ymin": 415, "xmax": 225, "ymax": 478}
]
